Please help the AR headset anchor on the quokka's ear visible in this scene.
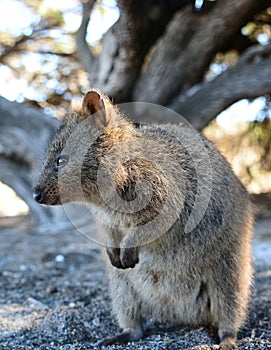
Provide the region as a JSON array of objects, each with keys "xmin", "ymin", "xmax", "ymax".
[{"xmin": 82, "ymin": 90, "xmax": 110, "ymax": 129}]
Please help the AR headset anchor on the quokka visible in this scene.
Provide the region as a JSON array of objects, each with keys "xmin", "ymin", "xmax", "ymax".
[{"xmin": 34, "ymin": 89, "xmax": 253, "ymax": 349}]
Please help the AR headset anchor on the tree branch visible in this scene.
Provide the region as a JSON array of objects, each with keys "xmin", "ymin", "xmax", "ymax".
[
  {"xmin": 237, "ymin": 44, "xmax": 271, "ymax": 64},
  {"xmin": 75, "ymin": 0, "xmax": 97, "ymax": 76},
  {"xmin": 169, "ymin": 49, "xmax": 271, "ymax": 130},
  {"xmin": 0, "ymin": 97, "xmax": 67, "ymax": 227},
  {"xmin": 133, "ymin": 0, "xmax": 269, "ymax": 105}
]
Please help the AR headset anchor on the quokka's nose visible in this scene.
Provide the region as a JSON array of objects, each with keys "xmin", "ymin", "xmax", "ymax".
[{"xmin": 33, "ymin": 188, "xmax": 45, "ymax": 204}]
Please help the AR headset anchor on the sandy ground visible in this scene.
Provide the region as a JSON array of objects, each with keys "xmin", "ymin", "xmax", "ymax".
[{"xmin": 0, "ymin": 195, "xmax": 271, "ymax": 349}]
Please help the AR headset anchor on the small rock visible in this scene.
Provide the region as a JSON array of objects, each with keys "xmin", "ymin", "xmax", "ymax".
[
  {"xmin": 27, "ymin": 297, "xmax": 48, "ymax": 310},
  {"xmin": 92, "ymin": 317, "xmax": 100, "ymax": 327},
  {"xmin": 55, "ymin": 254, "xmax": 65, "ymax": 263},
  {"xmin": 46, "ymin": 285, "xmax": 58, "ymax": 294}
]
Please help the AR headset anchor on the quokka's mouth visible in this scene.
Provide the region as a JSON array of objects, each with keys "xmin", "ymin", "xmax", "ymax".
[
  {"xmin": 47, "ymin": 195, "xmax": 61, "ymax": 206},
  {"xmin": 39, "ymin": 195, "xmax": 61, "ymax": 206}
]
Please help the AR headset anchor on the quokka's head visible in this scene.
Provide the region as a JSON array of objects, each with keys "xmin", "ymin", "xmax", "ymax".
[{"xmin": 33, "ymin": 89, "xmax": 123, "ymax": 206}]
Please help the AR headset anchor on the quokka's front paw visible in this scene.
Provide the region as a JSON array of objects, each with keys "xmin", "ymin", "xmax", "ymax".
[
  {"xmin": 106, "ymin": 246, "xmax": 139, "ymax": 269},
  {"xmin": 120, "ymin": 247, "xmax": 139, "ymax": 269},
  {"xmin": 106, "ymin": 247, "xmax": 124, "ymax": 269}
]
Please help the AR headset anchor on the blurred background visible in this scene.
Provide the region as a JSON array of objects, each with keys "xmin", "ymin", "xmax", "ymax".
[{"xmin": 0, "ymin": 0, "xmax": 271, "ymax": 229}]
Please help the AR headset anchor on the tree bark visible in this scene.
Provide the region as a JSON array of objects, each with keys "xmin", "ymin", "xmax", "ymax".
[
  {"xmin": 75, "ymin": 0, "xmax": 97, "ymax": 76},
  {"xmin": 77, "ymin": 0, "xmax": 191, "ymax": 102},
  {"xmin": 133, "ymin": 0, "xmax": 267, "ymax": 106}
]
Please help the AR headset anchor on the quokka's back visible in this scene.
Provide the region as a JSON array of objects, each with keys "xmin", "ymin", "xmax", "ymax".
[{"xmin": 34, "ymin": 90, "xmax": 253, "ymax": 349}]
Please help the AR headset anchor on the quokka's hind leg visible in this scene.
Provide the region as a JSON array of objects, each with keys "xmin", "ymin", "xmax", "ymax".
[
  {"xmin": 216, "ymin": 285, "xmax": 250, "ymax": 350},
  {"xmin": 101, "ymin": 266, "xmax": 143, "ymax": 346},
  {"xmin": 215, "ymin": 222, "xmax": 253, "ymax": 350},
  {"xmin": 216, "ymin": 278, "xmax": 251, "ymax": 348},
  {"xmin": 212, "ymin": 276, "xmax": 250, "ymax": 350}
]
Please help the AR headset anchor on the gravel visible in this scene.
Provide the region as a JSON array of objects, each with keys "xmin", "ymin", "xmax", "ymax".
[{"xmin": 0, "ymin": 214, "xmax": 270, "ymax": 349}]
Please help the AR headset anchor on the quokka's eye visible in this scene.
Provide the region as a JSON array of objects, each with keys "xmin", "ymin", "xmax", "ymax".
[{"xmin": 55, "ymin": 155, "xmax": 69, "ymax": 169}]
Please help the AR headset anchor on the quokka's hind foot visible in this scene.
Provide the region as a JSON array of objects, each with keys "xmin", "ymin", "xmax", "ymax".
[
  {"xmin": 100, "ymin": 332, "xmax": 132, "ymax": 346},
  {"xmin": 100, "ymin": 329, "xmax": 143, "ymax": 346},
  {"xmin": 219, "ymin": 332, "xmax": 236, "ymax": 350}
]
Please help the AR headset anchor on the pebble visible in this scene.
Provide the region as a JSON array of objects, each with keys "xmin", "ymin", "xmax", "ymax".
[
  {"xmin": 46, "ymin": 285, "xmax": 58, "ymax": 294},
  {"xmin": 27, "ymin": 297, "xmax": 48, "ymax": 310},
  {"xmin": 55, "ymin": 255, "xmax": 65, "ymax": 263}
]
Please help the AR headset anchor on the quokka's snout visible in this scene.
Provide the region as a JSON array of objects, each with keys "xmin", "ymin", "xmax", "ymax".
[{"xmin": 33, "ymin": 186, "xmax": 61, "ymax": 205}]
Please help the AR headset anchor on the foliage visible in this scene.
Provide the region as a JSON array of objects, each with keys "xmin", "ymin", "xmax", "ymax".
[
  {"xmin": 246, "ymin": 119, "xmax": 271, "ymax": 172},
  {"xmin": 204, "ymin": 97, "xmax": 271, "ymax": 193}
]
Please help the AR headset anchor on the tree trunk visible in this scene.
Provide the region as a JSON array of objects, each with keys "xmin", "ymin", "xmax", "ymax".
[
  {"xmin": 0, "ymin": 97, "xmax": 68, "ymax": 229},
  {"xmin": 75, "ymin": 0, "xmax": 270, "ymax": 128},
  {"xmin": 77, "ymin": 0, "xmax": 191, "ymax": 102}
]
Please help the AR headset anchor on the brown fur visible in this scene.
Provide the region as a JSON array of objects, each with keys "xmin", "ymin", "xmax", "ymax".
[{"xmin": 34, "ymin": 89, "xmax": 253, "ymax": 349}]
